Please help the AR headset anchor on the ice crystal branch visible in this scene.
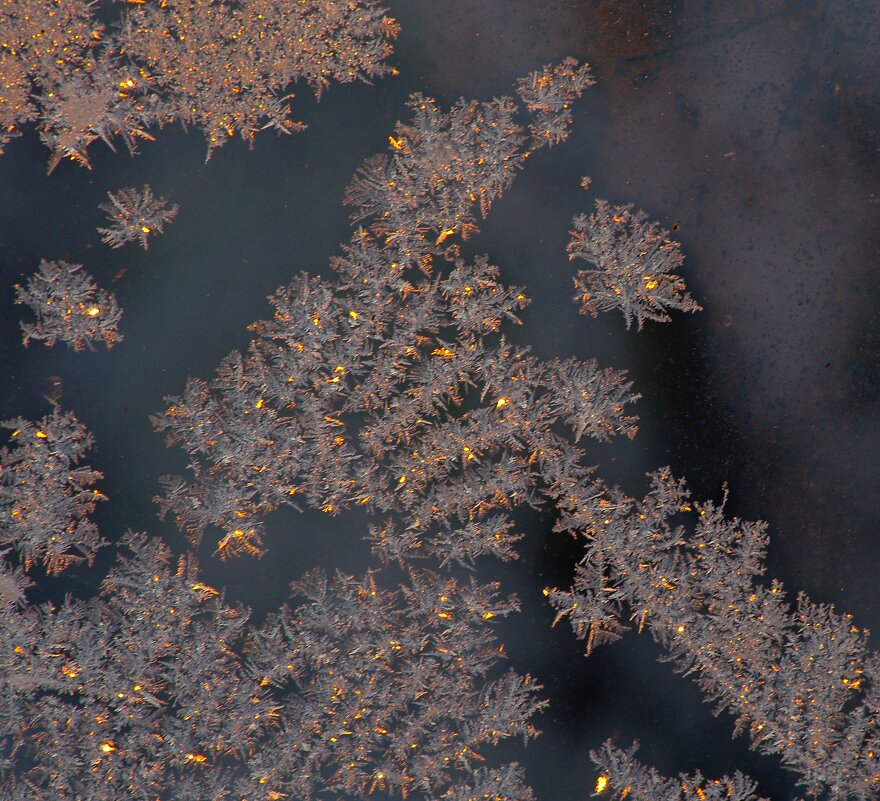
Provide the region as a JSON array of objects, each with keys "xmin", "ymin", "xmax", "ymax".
[
  {"xmin": 590, "ymin": 741, "xmax": 768, "ymax": 801},
  {"xmin": 97, "ymin": 185, "xmax": 178, "ymax": 250},
  {"xmin": 516, "ymin": 57, "xmax": 595, "ymax": 148},
  {"xmin": 345, "ymin": 61, "xmax": 593, "ymax": 269},
  {"xmin": 344, "ymin": 94, "xmax": 529, "ymax": 270},
  {"xmin": 0, "ymin": 0, "xmax": 105, "ymax": 164},
  {"xmin": 0, "ymin": 0, "xmax": 399, "ymax": 169},
  {"xmin": 548, "ymin": 470, "xmax": 880, "ymax": 800},
  {"xmin": 244, "ymin": 568, "xmax": 543, "ymax": 800},
  {"xmin": 0, "ymin": 532, "xmax": 279, "ymax": 801},
  {"xmin": 0, "ymin": 408, "xmax": 107, "ymax": 574},
  {"xmin": 151, "ymin": 249, "xmax": 638, "ymax": 563},
  {"xmin": 153, "ymin": 65, "xmax": 625, "ymax": 567},
  {"xmin": 0, "ymin": 550, "xmax": 34, "ymax": 607},
  {"xmin": 116, "ymin": 0, "xmax": 400, "ymax": 160},
  {"xmin": 439, "ymin": 764, "xmax": 535, "ymax": 801},
  {"xmin": 0, "ymin": 529, "xmax": 546, "ymax": 800},
  {"xmin": 568, "ymin": 198, "xmax": 701, "ymax": 330},
  {"xmin": 14, "ymin": 259, "xmax": 123, "ymax": 350}
]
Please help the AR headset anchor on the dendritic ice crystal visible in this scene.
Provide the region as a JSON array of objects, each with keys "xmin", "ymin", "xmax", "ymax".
[
  {"xmin": 0, "ymin": 530, "xmax": 543, "ymax": 801},
  {"xmin": 0, "ymin": 407, "xmax": 107, "ymax": 574},
  {"xmin": 14, "ymin": 259, "xmax": 123, "ymax": 350},
  {"xmin": 149, "ymin": 64, "xmax": 880, "ymax": 801},
  {"xmin": 0, "ymin": 0, "xmax": 399, "ymax": 170},
  {"xmin": 568, "ymin": 196, "xmax": 701, "ymax": 330},
  {"xmin": 0, "ymin": 63, "xmax": 590, "ymax": 801},
  {"xmin": 591, "ymin": 741, "xmax": 767, "ymax": 801},
  {"xmin": 515, "ymin": 57, "xmax": 596, "ymax": 147},
  {"xmin": 547, "ymin": 469, "xmax": 880, "ymax": 800},
  {"xmin": 3, "ymin": 42, "xmax": 879, "ymax": 801},
  {"xmin": 244, "ymin": 568, "xmax": 543, "ymax": 799},
  {"xmin": 151, "ymin": 62, "xmax": 608, "ymax": 568},
  {"xmin": 97, "ymin": 185, "xmax": 178, "ymax": 250}
]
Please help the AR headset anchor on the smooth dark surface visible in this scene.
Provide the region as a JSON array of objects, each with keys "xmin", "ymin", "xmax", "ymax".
[{"xmin": 1, "ymin": 2, "xmax": 878, "ymax": 799}]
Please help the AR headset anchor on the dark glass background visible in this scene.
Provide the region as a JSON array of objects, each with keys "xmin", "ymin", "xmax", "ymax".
[{"xmin": 1, "ymin": 1, "xmax": 878, "ymax": 799}]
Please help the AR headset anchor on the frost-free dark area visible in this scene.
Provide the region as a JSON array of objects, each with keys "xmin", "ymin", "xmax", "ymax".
[{"xmin": 0, "ymin": 1, "xmax": 878, "ymax": 800}]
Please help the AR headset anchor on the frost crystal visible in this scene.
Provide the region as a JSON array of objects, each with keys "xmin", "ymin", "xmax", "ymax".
[
  {"xmin": 591, "ymin": 741, "xmax": 767, "ymax": 801},
  {"xmin": 568, "ymin": 199, "xmax": 701, "ymax": 329},
  {"xmin": 0, "ymin": 0, "xmax": 399, "ymax": 169},
  {"xmin": 97, "ymin": 185, "xmax": 178, "ymax": 250},
  {"xmin": 515, "ymin": 57, "xmax": 595, "ymax": 147},
  {"xmin": 549, "ymin": 470, "xmax": 880, "ymax": 799},
  {"xmin": 5, "ymin": 51, "xmax": 877, "ymax": 801},
  {"xmin": 0, "ymin": 408, "xmax": 107, "ymax": 574},
  {"xmin": 14, "ymin": 259, "xmax": 123, "ymax": 350}
]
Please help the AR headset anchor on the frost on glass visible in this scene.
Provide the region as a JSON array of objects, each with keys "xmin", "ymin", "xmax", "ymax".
[
  {"xmin": 243, "ymin": 568, "xmax": 542, "ymax": 799},
  {"xmin": 515, "ymin": 57, "xmax": 595, "ymax": 148},
  {"xmin": 14, "ymin": 259, "xmax": 123, "ymax": 350},
  {"xmin": 591, "ymin": 741, "xmax": 767, "ymax": 801},
  {"xmin": 547, "ymin": 470, "xmax": 880, "ymax": 800},
  {"xmin": 0, "ymin": 68, "xmax": 589, "ymax": 801},
  {"xmin": 3, "ymin": 48, "xmax": 877, "ymax": 801},
  {"xmin": 0, "ymin": 407, "xmax": 107, "ymax": 574},
  {"xmin": 0, "ymin": 528, "xmax": 544, "ymax": 800},
  {"xmin": 152, "ymin": 67, "xmax": 616, "ymax": 569},
  {"xmin": 0, "ymin": 0, "xmax": 399, "ymax": 170},
  {"xmin": 344, "ymin": 58, "xmax": 592, "ymax": 269},
  {"xmin": 97, "ymin": 185, "xmax": 178, "ymax": 250},
  {"xmin": 568, "ymin": 195, "xmax": 701, "ymax": 330},
  {"xmin": 0, "ymin": 532, "xmax": 278, "ymax": 800}
]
